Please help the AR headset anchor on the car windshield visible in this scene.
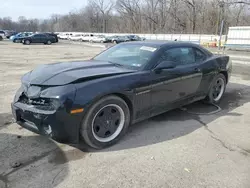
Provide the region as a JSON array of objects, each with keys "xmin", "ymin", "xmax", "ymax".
[{"xmin": 93, "ymin": 44, "xmax": 158, "ymax": 70}]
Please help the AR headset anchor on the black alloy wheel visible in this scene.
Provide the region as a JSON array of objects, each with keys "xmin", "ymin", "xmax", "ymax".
[
  {"xmin": 80, "ymin": 95, "xmax": 130, "ymax": 149},
  {"xmin": 207, "ymin": 73, "xmax": 226, "ymax": 104}
]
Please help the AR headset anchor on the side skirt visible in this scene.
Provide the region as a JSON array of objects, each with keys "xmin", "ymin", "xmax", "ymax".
[{"xmin": 132, "ymin": 95, "xmax": 206, "ymax": 124}]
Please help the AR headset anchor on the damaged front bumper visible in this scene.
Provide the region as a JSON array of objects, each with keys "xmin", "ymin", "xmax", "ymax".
[
  {"xmin": 11, "ymin": 84, "xmax": 83, "ymax": 144},
  {"xmin": 12, "ymin": 101, "xmax": 82, "ymax": 143}
]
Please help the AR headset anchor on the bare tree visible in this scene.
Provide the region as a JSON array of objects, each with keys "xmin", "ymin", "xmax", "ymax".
[
  {"xmin": 116, "ymin": 0, "xmax": 142, "ymax": 33},
  {"xmin": 183, "ymin": 0, "xmax": 197, "ymax": 33},
  {"xmin": 1, "ymin": 0, "xmax": 250, "ymax": 34},
  {"xmin": 89, "ymin": 0, "xmax": 114, "ymax": 33}
]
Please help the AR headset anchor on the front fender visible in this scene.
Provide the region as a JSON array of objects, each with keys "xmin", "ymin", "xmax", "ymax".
[
  {"xmin": 74, "ymin": 82, "xmax": 134, "ymax": 110},
  {"xmin": 73, "ymin": 75, "xmax": 137, "ymax": 118}
]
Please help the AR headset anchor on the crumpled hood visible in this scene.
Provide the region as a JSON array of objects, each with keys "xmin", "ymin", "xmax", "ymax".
[{"xmin": 22, "ymin": 60, "xmax": 135, "ymax": 86}]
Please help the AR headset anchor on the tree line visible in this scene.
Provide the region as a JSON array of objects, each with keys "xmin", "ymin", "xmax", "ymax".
[{"xmin": 0, "ymin": 0, "xmax": 250, "ymax": 35}]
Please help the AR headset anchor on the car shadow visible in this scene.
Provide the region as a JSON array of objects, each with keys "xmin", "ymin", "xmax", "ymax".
[
  {"xmin": 76, "ymin": 82, "xmax": 250, "ymax": 152},
  {"xmin": 0, "ymin": 132, "xmax": 68, "ymax": 188},
  {"xmin": 0, "ymin": 113, "xmax": 14, "ymax": 131}
]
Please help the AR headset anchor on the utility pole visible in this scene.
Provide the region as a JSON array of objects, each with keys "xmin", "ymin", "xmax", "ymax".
[
  {"xmin": 218, "ymin": 19, "xmax": 224, "ymax": 50},
  {"xmin": 218, "ymin": 1, "xmax": 225, "ymax": 50}
]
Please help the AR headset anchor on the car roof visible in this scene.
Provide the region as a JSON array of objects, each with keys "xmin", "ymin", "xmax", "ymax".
[{"xmin": 123, "ymin": 41, "xmax": 203, "ymax": 48}]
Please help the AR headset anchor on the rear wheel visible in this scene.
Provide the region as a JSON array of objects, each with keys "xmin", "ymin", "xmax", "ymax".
[
  {"xmin": 80, "ymin": 95, "xmax": 130, "ymax": 149},
  {"xmin": 23, "ymin": 40, "xmax": 30, "ymax": 45},
  {"xmin": 206, "ymin": 73, "xmax": 226, "ymax": 104}
]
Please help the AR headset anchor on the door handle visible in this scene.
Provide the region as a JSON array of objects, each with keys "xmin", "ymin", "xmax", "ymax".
[{"xmin": 194, "ymin": 68, "xmax": 201, "ymax": 73}]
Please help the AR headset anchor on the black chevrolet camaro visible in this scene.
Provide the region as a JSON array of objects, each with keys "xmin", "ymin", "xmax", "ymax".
[{"xmin": 12, "ymin": 42, "xmax": 232, "ymax": 149}]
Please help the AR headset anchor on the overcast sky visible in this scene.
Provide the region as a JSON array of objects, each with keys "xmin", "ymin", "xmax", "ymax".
[{"xmin": 1, "ymin": 0, "xmax": 88, "ymax": 21}]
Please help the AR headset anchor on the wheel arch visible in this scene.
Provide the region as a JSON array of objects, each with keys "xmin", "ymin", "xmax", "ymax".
[
  {"xmin": 220, "ymin": 71, "xmax": 228, "ymax": 83},
  {"xmin": 112, "ymin": 93, "xmax": 134, "ymax": 122},
  {"xmin": 83, "ymin": 92, "xmax": 134, "ymax": 124}
]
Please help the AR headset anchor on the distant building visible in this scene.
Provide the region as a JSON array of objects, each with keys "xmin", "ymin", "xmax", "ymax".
[{"xmin": 226, "ymin": 26, "xmax": 250, "ymax": 48}]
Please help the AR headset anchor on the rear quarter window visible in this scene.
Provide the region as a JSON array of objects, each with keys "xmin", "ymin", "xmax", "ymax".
[{"xmin": 193, "ymin": 48, "xmax": 207, "ymax": 62}]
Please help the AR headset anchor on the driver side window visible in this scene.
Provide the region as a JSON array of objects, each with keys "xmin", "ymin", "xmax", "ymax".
[
  {"xmin": 34, "ymin": 34, "xmax": 42, "ymax": 38},
  {"xmin": 159, "ymin": 47, "xmax": 196, "ymax": 67}
]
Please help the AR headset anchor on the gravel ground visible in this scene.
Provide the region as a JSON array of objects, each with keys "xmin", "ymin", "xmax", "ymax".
[{"xmin": 0, "ymin": 40, "xmax": 250, "ymax": 188}]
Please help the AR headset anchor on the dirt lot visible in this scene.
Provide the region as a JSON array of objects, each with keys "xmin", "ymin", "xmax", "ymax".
[{"xmin": 1, "ymin": 41, "xmax": 250, "ymax": 188}]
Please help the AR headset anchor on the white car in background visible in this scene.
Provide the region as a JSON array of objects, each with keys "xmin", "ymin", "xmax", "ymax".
[
  {"xmin": 69, "ymin": 34, "xmax": 84, "ymax": 41},
  {"xmin": 58, "ymin": 33, "xmax": 72, "ymax": 40},
  {"xmin": 81, "ymin": 34, "xmax": 95, "ymax": 42},
  {"xmin": 90, "ymin": 35, "xmax": 107, "ymax": 43},
  {"xmin": 0, "ymin": 30, "xmax": 5, "ymax": 39}
]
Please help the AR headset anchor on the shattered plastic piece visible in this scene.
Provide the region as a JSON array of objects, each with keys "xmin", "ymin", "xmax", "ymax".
[
  {"xmin": 184, "ymin": 168, "xmax": 190, "ymax": 173},
  {"xmin": 11, "ymin": 162, "xmax": 22, "ymax": 168},
  {"xmin": 150, "ymin": 156, "xmax": 155, "ymax": 160}
]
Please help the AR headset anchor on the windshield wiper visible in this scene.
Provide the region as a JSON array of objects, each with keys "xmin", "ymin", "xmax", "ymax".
[{"xmin": 108, "ymin": 61, "xmax": 123, "ymax": 67}]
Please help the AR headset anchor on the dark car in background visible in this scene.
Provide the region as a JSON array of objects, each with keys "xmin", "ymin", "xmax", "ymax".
[
  {"xmin": 105, "ymin": 35, "xmax": 118, "ymax": 43},
  {"xmin": 12, "ymin": 42, "xmax": 232, "ymax": 149},
  {"xmin": 127, "ymin": 35, "xmax": 146, "ymax": 41},
  {"xmin": 44, "ymin": 32, "xmax": 59, "ymax": 43},
  {"xmin": 22, "ymin": 33, "xmax": 56, "ymax": 45},
  {"xmin": 111, "ymin": 35, "xmax": 130, "ymax": 44}
]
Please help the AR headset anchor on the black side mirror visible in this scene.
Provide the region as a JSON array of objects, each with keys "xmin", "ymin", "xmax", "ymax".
[{"xmin": 154, "ymin": 61, "xmax": 176, "ymax": 73}]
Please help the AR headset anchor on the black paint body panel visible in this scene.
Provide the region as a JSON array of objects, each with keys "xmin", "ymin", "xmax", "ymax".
[{"xmin": 12, "ymin": 42, "xmax": 231, "ymax": 144}]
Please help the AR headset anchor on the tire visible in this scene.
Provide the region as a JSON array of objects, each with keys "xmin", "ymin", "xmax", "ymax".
[
  {"xmin": 47, "ymin": 40, "xmax": 52, "ymax": 45},
  {"xmin": 113, "ymin": 40, "xmax": 117, "ymax": 44},
  {"xmin": 80, "ymin": 95, "xmax": 130, "ymax": 149},
  {"xmin": 206, "ymin": 73, "xmax": 226, "ymax": 104},
  {"xmin": 24, "ymin": 40, "xmax": 31, "ymax": 45},
  {"xmin": 13, "ymin": 39, "xmax": 17, "ymax": 43}
]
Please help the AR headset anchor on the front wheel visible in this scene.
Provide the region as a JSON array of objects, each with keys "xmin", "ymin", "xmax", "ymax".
[
  {"xmin": 206, "ymin": 73, "xmax": 226, "ymax": 104},
  {"xmin": 47, "ymin": 40, "xmax": 52, "ymax": 45},
  {"xmin": 80, "ymin": 95, "xmax": 130, "ymax": 149}
]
